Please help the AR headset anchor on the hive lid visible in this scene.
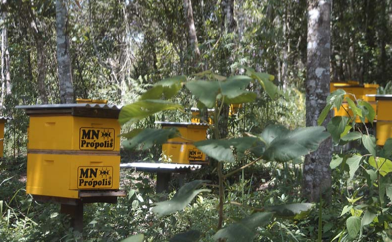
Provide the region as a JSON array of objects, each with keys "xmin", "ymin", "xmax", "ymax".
[
  {"xmin": 0, "ymin": 117, "xmax": 12, "ymax": 120},
  {"xmin": 16, "ymin": 103, "xmax": 122, "ymax": 119},
  {"xmin": 190, "ymin": 107, "xmax": 215, "ymax": 112},
  {"xmin": 366, "ymin": 95, "xmax": 392, "ymax": 101},
  {"xmin": 155, "ymin": 121, "xmax": 209, "ymax": 127}
]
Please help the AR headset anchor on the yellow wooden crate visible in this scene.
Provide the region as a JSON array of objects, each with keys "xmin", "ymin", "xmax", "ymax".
[
  {"xmin": 26, "ymin": 154, "xmax": 120, "ymax": 199},
  {"xmin": 376, "ymin": 101, "xmax": 392, "ymax": 121},
  {"xmin": 376, "ymin": 122, "xmax": 392, "ymax": 146},
  {"xmin": 191, "ymin": 108, "xmax": 214, "ymax": 124},
  {"xmin": 162, "ymin": 143, "xmax": 206, "ymax": 164},
  {"xmin": 363, "ymin": 84, "xmax": 379, "ymax": 102},
  {"xmin": 229, "ymin": 104, "xmax": 242, "ymax": 116},
  {"xmin": 160, "ymin": 122, "xmax": 208, "ymax": 143},
  {"xmin": 28, "ymin": 116, "xmax": 120, "ymax": 151},
  {"xmin": 17, "ymin": 103, "xmax": 121, "ymax": 199},
  {"xmin": 330, "ymin": 82, "xmax": 356, "ymax": 93}
]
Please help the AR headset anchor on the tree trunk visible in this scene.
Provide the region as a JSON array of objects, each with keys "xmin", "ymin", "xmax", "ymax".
[
  {"xmin": 36, "ymin": 38, "xmax": 48, "ymax": 104},
  {"xmin": 56, "ymin": 0, "xmax": 74, "ymax": 104},
  {"xmin": 303, "ymin": 0, "xmax": 332, "ymax": 203},
  {"xmin": 1, "ymin": 3, "xmax": 11, "ymax": 111},
  {"xmin": 183, "ymin": 0, "xmax": 200, "ymax": 60},
  {"xmin": 221, "ymin": 0, "xmax": 236, "ymax": 34},
  {"xmin": 378, "ymin": 0, "xmax": 388, "ymax": 87}
]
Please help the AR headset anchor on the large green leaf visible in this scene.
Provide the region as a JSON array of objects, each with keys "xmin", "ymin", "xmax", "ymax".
[
  {"xmin": 212, "ymin": 212, "xmax": 273, "ymax": 242},
  {"xmin": 318, "ymin": 104, "xmax": 332, "ymax": 126},
  {"xmin": 152, "ymin": 180, "xmax": 210, "ymax": 218},
  {"xmin": 194, "ymin": 137, "xmax": 265, "ymax": 162},
  {"xmin": 341, "ymin": 132, "xmax": 362, "ymax": 142},
  {"xmin": 327, "ymin": 116, "xmax": 349, "ymax": 143},
  {"xmin": 170, "ymin": 230, "xmax": 201, "ymax": 242},
  {"xmin": 119, "ymin": 100, "xmax": 182, "ymax": 125},
  {"xmin": 122, "ymin": 128, "xmax": 180, "ymax": 150},
  {"xmin": 185, "ymin": 80, "xmax": 220, "ymax": 108},
  {"xmin": 330, "ymin": 155, "xmax": 344, "ymax": 169},
  {"xmin": 265, "ymin": 203, "xmax": 314, "ymax": 220},
  {"xmin": 224, "ymin": 92, "xmax": 257, "ymax": 104},
  {"xmin": 251, "ymin": 72, "xmax": 279, "ymax": 100},
  {"xmin": 140, "ymin": 76, "xmax": 185, "ymax": 100},
  {"xmin": 262, "ymin": 126, "xmax": 330, "ymax": 162},
  {"xmin": 369, "ymin": 156, "xmax": 392, "ymax": 176},
  {"xmin": 362, "ymin": 135, "xmax": 376, "ymax": 157},
  {"xmin": 361, "ymin": 210, "xmax": 377, "ymax": 227},
  {"xmin": 221, "ymin": 75, "xmax": 253, "ymax": 99},
  {"xmin": 121, "ymin": 234, "xmax": 144, "ymax": 242},
  {"xmin": 318, "ymin": 89, "xmax": 346, "ymax": 125},
  {"xmin": 328, "ymin": 89, "xmax": 346, "ymax": 110},
  {"xmin": 258, "ymin": 124, "xmax": 289, "ymax": 146},
  {"xmin": 346, "ymin": 98, "xmax": 362, "ymax": 118},
  {"xmin": 386, "ymin": 184, "xmax": 392, "ymax": 202},
  {"xmin": 357, "ymin": 100, "xmax": 375, "ymax": 124},
  {"xmin": 346, "ymin": 216, "xmax": 361, "ymax": 239},
  {"xmin": 346, "ymin": 155, "xmax": 363, "ymax": 180},
  {"xmin": 379, "ymin": 138, "xmax": 392, "ymax": 160}
]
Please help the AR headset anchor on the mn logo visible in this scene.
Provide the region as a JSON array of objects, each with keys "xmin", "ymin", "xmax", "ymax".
[
  {"xmin": 79, "ymin": 127, "xmax": 115, "ymax": 150},
  {"xmin": 78, "ymin": 166, "xmax": 113, "ymax": 188}
]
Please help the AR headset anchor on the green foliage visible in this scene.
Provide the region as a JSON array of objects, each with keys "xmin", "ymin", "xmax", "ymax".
[
  {"xmin": 212, "ymin": 212, "xmax": 274, "ymax": 242},
  {"xmin": 262, "ymin": 126, "xmax": 330, "ymax": 162},
  {"xmin": 324, "ymin": 89, "xmax": 392, "ymax": 240},
  {"xmin": 151, "ymin": 180, "xmax": 210, "ymax": 218},
  {"xmin": 119, "ymin": 100, "xmax": 183, "ymax": 125},
  {"xmin": 140, "ymin": 76, "xmax": 185, "ymax": 100},
  {"xmin": 122, "ymin": 128, "xmax": 180, "ymax": 150},
  {"xmin": 265, "ymin": 203, "xmax": 314, "ymax": 220},
  {"xmin": 169, "ymin": 230, "xmax": 201, "ymax": 242},
  {"xmin": 194, "ymin": 137, "xmax": 264, "ymax": 163},
  {"xmin": 120, "ymin": 72, "xmax": 327, "ymax": 241},
  {"xmin": 121, "ymin": 234, "xmax": 144, "ymax": 242}
]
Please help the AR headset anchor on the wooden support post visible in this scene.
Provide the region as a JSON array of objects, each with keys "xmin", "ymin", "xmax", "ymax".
[
  {"xmin": 156, "ymin": 172, "xmax": 171, "ymax": 193},
  {"xmin": 61, "ymin": 202, "xmax": 84, "ymax": 233}
]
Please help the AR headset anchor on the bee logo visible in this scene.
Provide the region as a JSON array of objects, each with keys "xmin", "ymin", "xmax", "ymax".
[
  {"xmin": 101, "ymin": 130, "xmax": 112, "ymax": 139},
  {"xmin": 100, "ymin": 168, "xmax": 110, "ymax": 178}
]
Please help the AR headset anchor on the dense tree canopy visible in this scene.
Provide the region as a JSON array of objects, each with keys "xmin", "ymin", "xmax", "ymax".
[
  {"xmin": 1, "ymin": 0, "xmax": 392, "ymax": 241},
  {"xmin": 1, "ymin": 0, "xmax": 390, "ymax": 108}
]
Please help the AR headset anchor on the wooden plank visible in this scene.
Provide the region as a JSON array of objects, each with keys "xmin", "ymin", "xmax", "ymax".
[
  {"xmin": 28, "ymin": 149, "xmax": 120, "ymax": 156},
  {"xmin": 79, "ymin": 190, "xmax": 126, "ymax": 198},
  {"xmin": 156, "ymin": 172, "xmax": 171, "ymax": 193},
  {"xmin": 72, "ymin": 108, "xmax": 120, "ymax": 119},
  {"xmin": 61, "ymin": 203, "xmax": 83, "ymax": 233},
  {"xmin": 33, "ymin": 195, "xmax": 79, "ymax": 205}
]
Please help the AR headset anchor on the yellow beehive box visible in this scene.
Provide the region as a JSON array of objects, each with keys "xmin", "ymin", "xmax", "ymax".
[
  {"xmin": 157, "ymin": 121, "xmax": 208, "ymax": 164},
  {"xmin": 26, "ymin": 154, "xmax": 120, "ymax": 198},
  {"xmin": 375, "ymin": 96, "xmax": 392, "ymax": 145},
  {"xmin": 158, "ymin": 121, "xmax": 208, "ymax": 143},
  {"xmin": 330, "ymin": 82, "xmax": 357, "ymax": 93},
  {"xmin": 16, "ymin": 103, "xmax": 121, "ymax": 199},
  {"xmin": 363, "ymin": 84, "xmax": 379, "ymax": 102},
  {"xmin": 76, "ymin": 98, "xmax": 108, "ymax": 104},
  {"xmin": 162, "ymin": 143, "xmax": 206, "ymax": 164},
  {"xmin": 191, "ymin": 108, "xmax": 214, "ymax": 124},
  {"xmin": 229, "ymin": 104, "xmax": 242, "ymax": 116},
  {"xmin": 331, "ymin": 82, "xmax": 379, "ymax": 123}
]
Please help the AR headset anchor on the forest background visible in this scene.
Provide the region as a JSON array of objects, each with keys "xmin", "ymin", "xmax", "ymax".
[{"xmin": 1, "ymin": 0, "xmax": 392, "ymax": 241}]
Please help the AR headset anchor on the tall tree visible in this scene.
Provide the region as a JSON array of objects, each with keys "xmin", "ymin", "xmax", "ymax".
[
  {"xmin": 56, "ymin": 0, "xmax": 74, "ymax": 103},
  {"xmin": 1, "ymin": 0, "xmax": 11, "ymax": 108},
  {"xmin": 303, "ymin": 0, "xmax": 332, "ymax": 202},
  {"xmin": 183, "ymin": 0, "xmax": 200, "ymax": 61}
]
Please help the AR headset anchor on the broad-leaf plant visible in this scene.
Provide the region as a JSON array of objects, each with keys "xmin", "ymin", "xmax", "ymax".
[
  {"xmin": 119, "ymin": 68, "xmax": 329, "ymax": 241},
  {"xmin": 319, "ymin": 89, "xmax": 392, "ymax": 241}
]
